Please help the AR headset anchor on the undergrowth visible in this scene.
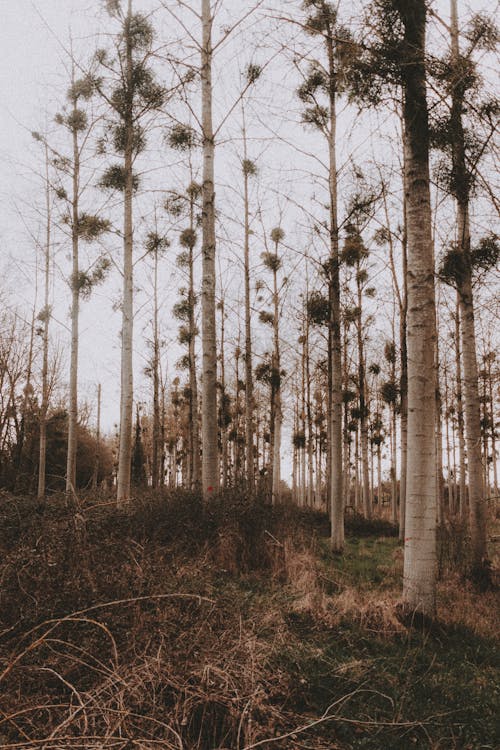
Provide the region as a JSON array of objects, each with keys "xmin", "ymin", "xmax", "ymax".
[{"xmin": 0, "ymin": 490, "xmax": 498, "ymax": 749}]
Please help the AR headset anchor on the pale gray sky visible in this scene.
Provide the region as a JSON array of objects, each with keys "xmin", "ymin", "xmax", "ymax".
[{"xmin": 0, "ymin": 1, "xmax": 498, "ymax": 482}]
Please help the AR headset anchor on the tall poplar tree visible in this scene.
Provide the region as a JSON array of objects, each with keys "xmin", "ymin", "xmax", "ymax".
[
  {"xmin": 296, "ymin": 0, "xmax": 355, "ymax": 550},
  {"xmin": 435, "ymin": 0, "xmax": 498, "ymax": 582},
  {"xmin": 350, "ymin": 0, "xmax": 438, "ymax": 613},
  {"xmin": 96, "ymin": 0, "xmax": 165, "ymax": 505}
]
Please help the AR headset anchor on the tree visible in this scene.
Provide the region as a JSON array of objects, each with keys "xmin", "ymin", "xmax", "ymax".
[
  {"xmin": 145, "ymin": 230, "xmax": 170, "ymax": 489},
  {"xmin": 261, "ymin": 227, "xmax": 285, "ymax": 504},
  {"xmin": 397, "ymin": 0, "xmax": 438, "ymax": 615},
  {"xmin": 199, "ymin": 0, "xmax": 219, "ymax": 496},
  {"xmin": 96, "ymin": 0, "xmax": 165, "ymax": 505},
  {"xmin": 242, "ymin": 144, "xmax": 257, "ymax": 492},
  {"xmin": 34, "ymin": 140, "xmax": 52, "ymax": 502},
  {"xmin": 296, "ymin": 0, "xmax": 355, "ymax": 550},
  {"xmin": 52, "ymin": 67, "xmax": 110, "ymax": 495},
  {"xmin": 351, "ymin": 0, "xmax": 439, "ymax": 616},
  {"xmin": 342, "ymin": 223, "xmax": 372, "ymax": 519},
  {"xmin": 435, "ymin": 0, "xmax": 498, "ymax": 582}
]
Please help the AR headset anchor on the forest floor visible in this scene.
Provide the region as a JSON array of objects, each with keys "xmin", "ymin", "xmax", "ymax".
[{"xmin": 0, "ymin": 490, "xmax": 498, "ymax": 750}]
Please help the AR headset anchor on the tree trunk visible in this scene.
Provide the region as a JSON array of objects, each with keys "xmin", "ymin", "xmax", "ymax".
[
  {"xmin": 399, "ymin": 165, "xmax": 409, "ymax": 541},
  {"xmin": 326, "ymin": 31, "xmax": 344, "ymax": 550},
  {"xmin": 152, "ymin": 249, "xmax": 160, "ymax": 489},
  {"xmin": 117, "ymin": 0, "xmax": 134, "ymax": 506},
  {"xmin": 38, "ymin": 144, "xmax": 51, "ymax": 501},
  {"xmin": 487, "ymin": 355, "xmax": 498, "ymax": 499},
  {"xmin": 357, "ymin": 270, "xmax": 371, "ymax": 518},
  {"xmin": 219, "ymin": 301, "xmax": 228, "ymax": 487},
  {"xmin": 200, "ymin": 0, "xmax": 219, "ymax": 496},
  {"xmin": 454, "ymin": 301, "xmax": 467, "ymax": 517},
  {"xmin": 449, "ymin": 0, "xmax": 489, "ymax": 576},
  {"xmin": 92, "ymin": 383, "xmax": 101, "ymax": 490},
  {"xmin": 435, "ymin": 328, "xmax": 445, "ymax": 525},
  {"xmin": 242, "ymin": 123, "xmax": 255, "ymax": 492},
  {"xmin": 400, "ymin": 0, "xmax": 438, "ymax": 617},
  {"xmin": 186, "ymin": 193, "xmax": 201, "ymax": 489},
  {"xmin": 66, "ymin": 87, "xmax": 80, "ymax": 495},
  {"xmin": 271, "ymin": 263, "xmax": 281, "ymax": 505}
]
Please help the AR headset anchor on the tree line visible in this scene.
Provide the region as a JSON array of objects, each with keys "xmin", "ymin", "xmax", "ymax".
[{"xmin": 0, "ymin": 0, "xmax": 498, "ymax": 617}]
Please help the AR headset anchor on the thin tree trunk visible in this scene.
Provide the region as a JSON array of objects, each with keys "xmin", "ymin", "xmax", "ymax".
[
  {"xmin": 391, "ymin": 404, "xmax": 398, "ymax": 523},
  {"xmin": 38, "ymin": 144, "xmax": 51, "ymax": 501},
  {"xmin": 200, "ymin": 0, "xmax": 219, "ymax": 496},
  {"xmin": 152, "ymin": 249, "xmax": 160, "ymax": 489},
  {"xmin": 187, "ymin": 192, "xmax": 201, "ymax": 489},
  {"xmin": 487, "ymin": 355, "xmax": 498, "ymax": 498},
  {"xmin": 271, "ymin": 262, "xmax": 281, "ymax": 505},
  {"xmin": 15, "ymin": 298, "xmax": 37, "ymax": 488},
  {"xmin": 326, "ymin": 31, "xmax": 344, "ymax": 550},
  {"xmin": 357, "ymin": 270, "xmax": 371, "ymax": 519},
  {"xmin": 455, "ymin": 301, "xmax": 467, "ymax": 517},
  {"xmin": 219, "ymin": 301, "xmax": 228, "ymax": 487},
  {"xmin": 242, "ymin": 120, "xmax": 255, "ymax": 492},
  {"xmin": 66, "ymin": 80, "xmax": 80, "ymax": 495},
  {"xmin": 435, "ymin": 327, "xmax": 445, "ymax": 526},
  {"xmin": 444, "ymin": 366, "xmax": 454, "ymax": 515},
  {"xmin": 449, "ymin": 0, "xmax": 489, "ymax": 575},
  {"xmin": 399, "ymin": 173, "xmax": 409, "ymax": 541},
  {"xmin": 92, "ymin": 383, "xmax": 102, "ymax": 490},
  {"xmin": 306, "ymin": 323, "xmax": 314, "ymax": 507},
  {"xmin": 117, "ymin": 0, "xmax": 134, "ymax": 506}
]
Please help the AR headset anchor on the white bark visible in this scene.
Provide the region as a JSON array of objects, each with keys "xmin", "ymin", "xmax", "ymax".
[
  {"xmin": 66, "ymin": 83, "xmax": 80, "ymax": 495},
  {"xmin": 401, "ymin": 0, "xmax": 438, "ymax": 616},
  {"xmin": 117, "ymin": 0, "xmax": 134, "ymax": 505},
  {"xmin": 449, "ymin": 0, "xmax": 489, "ymax": 573},
  {"xmin": 38, "ymin": 144, "xmax": 51, "ymax": 501},
  {"xmin": 326, "ymin": 32, "xmax": 344, "ymax": 551},
  {"xmin": 242, "ymin": 123, "xmax": 255, "ymax": 492},
  {"xmin": 201, "ymin": 0, "xmax": 219, "ymax": 496}
]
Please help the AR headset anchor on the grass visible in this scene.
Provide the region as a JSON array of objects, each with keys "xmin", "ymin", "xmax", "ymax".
[{"xmin": 0, "ymin": 490, "xmax": 498, "ymax": 749}]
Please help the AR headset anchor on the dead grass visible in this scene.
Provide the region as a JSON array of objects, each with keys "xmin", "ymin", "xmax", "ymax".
[{"xmin": 0, "ymin": 490, "xmax": 498, "ymax": 750}]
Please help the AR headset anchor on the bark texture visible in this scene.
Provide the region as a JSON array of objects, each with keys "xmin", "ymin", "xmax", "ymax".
[
  {"xmin": 449, "ymin": 0, "xmax": 489, "ymax": 575},
  {"xmin": 200, "ymin": 0, "xmax": 219, "ymax": 496},
  {"xmin": 399, "ymin": 0, "xmax": 438, "ymax": 616},
  {"xmin": 66, "ymin": 84, "xmax": 80, "ymax": 494},
  {"xmin": 117, "ymin": 0, "xmax": 135, "ymax": 505}
]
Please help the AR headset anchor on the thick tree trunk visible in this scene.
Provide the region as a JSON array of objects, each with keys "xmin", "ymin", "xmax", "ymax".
[
  {"xmin": 400, "ymin": 0, "xmax": 438, "ymax": 617},
  {"xmin": 200, "ymin": 0, "xmax": 219, "ymax": 496}
]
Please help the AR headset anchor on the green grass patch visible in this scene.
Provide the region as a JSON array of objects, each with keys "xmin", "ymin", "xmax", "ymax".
[
  {"xmin": 320, "ymin": 535, "xmax": 402, "ymax": 589},
  {"xmin": 274, "ymin": 610, "xmax": 499, "ymax": 749}
]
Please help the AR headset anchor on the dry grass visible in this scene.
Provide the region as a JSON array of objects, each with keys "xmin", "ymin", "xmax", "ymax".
[{"xmin": 0, "ymin": 491, "xmax": 498, "ymax": 750}]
